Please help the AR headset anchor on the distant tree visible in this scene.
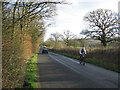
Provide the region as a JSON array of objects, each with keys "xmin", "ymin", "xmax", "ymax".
[
  {"xmin": 50, "ymin": 32, "xmax": 63, "ymax": 48},
  {"xmin": 63, "ymin": 30, "xmax": 76, "ymax": 46},
  {"xmin": 51, "ymin": 32, "xmax": 63, "ymax": 41},
  {"xmin": 83, "ymin": 9, "xmax": 119, "ymax": 47}
]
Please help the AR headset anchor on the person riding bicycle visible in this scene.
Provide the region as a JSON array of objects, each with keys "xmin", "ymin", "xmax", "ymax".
[{"xmin": 79, "ymin": 48, "xmax": 87, "ymax": 65}]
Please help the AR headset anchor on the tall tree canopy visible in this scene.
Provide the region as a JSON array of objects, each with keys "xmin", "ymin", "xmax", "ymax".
[{"xmin": 82, "ymin": 9, "xmax": 119, "ymax": 47}]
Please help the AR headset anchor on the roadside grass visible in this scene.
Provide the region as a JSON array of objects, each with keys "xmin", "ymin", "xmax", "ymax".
[
  {"xmin": 50, "ymin": 50, "xmax": 119, "ymax": 72},
  {"xmin": 23, "ymin": 54, "xmax": 38, "ymax": 88},
  {"xmin": 85, "ymin": 58, "xmax": 119, "ymax": 72}
]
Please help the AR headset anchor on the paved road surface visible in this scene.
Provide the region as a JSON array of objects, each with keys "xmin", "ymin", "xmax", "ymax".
[{"xmin": 37, "ymin": 52, "xmax": 118, "ymax": 88}]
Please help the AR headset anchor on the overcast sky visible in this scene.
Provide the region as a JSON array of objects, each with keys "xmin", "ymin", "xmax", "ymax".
[{"xmin": 44, "ymin": 0, "xmax": 120, "ymax": 41}]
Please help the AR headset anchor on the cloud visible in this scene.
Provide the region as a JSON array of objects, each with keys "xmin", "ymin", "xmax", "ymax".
[{"xmin": 44, "ymin": 0, "xmax": 119, "ymax": 41}]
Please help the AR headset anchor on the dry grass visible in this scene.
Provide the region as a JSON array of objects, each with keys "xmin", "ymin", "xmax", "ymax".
[
  {"xmin": 86, "ymin": 47, "xmax": 119, "ymax": 65},
  {"xmin": 50, "ymin": 47, "xmax": 119, "ymax": 72}
]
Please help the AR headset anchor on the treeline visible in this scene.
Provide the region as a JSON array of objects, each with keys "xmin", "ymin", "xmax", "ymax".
[
  {"xmin": 44, "ymin": 9, "xmax": 119, "ymax": 48},
  {"xmin": 44, "ymin": 33, "xmax": 119, "ymax": 49},
  {"xmin": 2, "ymin": 1, "xmax": 63, "ymax": 88}
]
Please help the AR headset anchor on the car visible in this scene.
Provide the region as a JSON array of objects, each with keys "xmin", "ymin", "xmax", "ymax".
[
  {"xmin": 40, "ymin": 46, "xmax": 48, "ymax": 54},
  {"xmin": 42, "ymin": 48, "xmax": 48, "ymax": 54}
]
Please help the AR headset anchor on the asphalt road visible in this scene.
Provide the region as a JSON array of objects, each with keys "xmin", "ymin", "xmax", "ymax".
[{"xmin": 37, "ymin": 52, "xmax": 119, "ymax": 88}]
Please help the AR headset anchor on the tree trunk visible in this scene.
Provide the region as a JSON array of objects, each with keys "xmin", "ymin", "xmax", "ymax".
[
  {"xmin": 11, "ymin": 1, "xmax": 18, "ymax": 40},
  {"xmin": 101, "ymin": 29, "xmax": 107, "ymax": 47}
]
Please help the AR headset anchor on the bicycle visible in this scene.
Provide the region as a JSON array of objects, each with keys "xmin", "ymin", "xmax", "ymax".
[{"xmin": 79, "ymin": 54, "xmax": 85, "ymax": 65}]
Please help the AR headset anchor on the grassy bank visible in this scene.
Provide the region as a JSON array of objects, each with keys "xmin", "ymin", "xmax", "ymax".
[
  {"xmin": 23, "ymin": 54, "xmax": 38, "ymax": 88},
  {"xmin": 50, "ymin": 48, "xmax": 119, "ymax": 72}
]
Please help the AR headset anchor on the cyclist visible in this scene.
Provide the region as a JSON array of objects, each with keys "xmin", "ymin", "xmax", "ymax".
[{"xmin": 79, "ymin": 48, "xmax": 87, "ymax": 65}]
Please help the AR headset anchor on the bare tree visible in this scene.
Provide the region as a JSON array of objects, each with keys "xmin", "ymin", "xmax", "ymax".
[
  {"xmin": 63, "ymin": 30, "xmax": 75, "ymax": 46},
  {"xmin": 51, "ymin": 32, "xmax": 63, "ymax": 41},
  {"xmin": 51, "ymin": 32, "xmax": 63, "ymax": 48},
  {"xmin": 83, "ymin": 9, "xmax": 119, "ymax": 47}
]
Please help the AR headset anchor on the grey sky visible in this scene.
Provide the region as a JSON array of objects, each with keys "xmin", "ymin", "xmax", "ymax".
[{"xmin": 44, "ymin": 0, "xmax": 119, "ymax": 41}]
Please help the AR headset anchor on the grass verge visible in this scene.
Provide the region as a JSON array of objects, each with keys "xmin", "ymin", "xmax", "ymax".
[
  {"xmin": 50, "ymin": 51, "xmax": 119, "ymax": 72},
  {"xmin": 23, "ymin": 54, "xmax": 38, "ymax": 88}
]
